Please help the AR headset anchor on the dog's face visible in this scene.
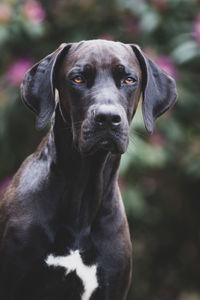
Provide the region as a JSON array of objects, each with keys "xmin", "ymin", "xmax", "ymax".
[
  {"xmin": 21, "ymin": 40, "xmax": 177, "ymax": 156},
  {"xmin": 58, "ymin": 40, "xmax": 142, "ymax": 154}
]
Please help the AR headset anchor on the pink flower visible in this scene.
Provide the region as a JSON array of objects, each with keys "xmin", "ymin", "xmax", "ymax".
[
  {"xmin": 151, "ymin": 0, "xmax": 168, "ymax": 12},
  {"xmin": 123, "ymin": 17, "xmax": 139, "ymax": 34},
  {"xmin": 156, "ymin": 55, "xmax": 177, "ymax": 78},
  {"xmin": 6, "ymin": 58, "xmax": 34, "ymax": 86},
  {"xmin": 0, "ymin": 3, "xmax": 12, "ymax": 24},
  {"xmin": 193, "ymin": 13, "xmax": 200, "ymax": 43},
  {"xmin": 148, "ymin": 132, "xmax": 166, "ymax": 147},
  {"xmin": 22, "ymin": 1, "xmax": 46, "ymax": 24},
  {"xmin": 0, "ymin": 177, "xmax": 12, "ymax": 197}
]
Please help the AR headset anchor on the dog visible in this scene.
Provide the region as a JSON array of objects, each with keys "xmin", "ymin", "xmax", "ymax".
[{"xmin": 0, "ymin": 40, "xmax": 177, "ymax": 300}]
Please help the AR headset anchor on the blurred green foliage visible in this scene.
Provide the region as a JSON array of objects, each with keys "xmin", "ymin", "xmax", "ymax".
[{"xmin": 0, "ymin": 0, "xmax": 200, "ymax": 299}]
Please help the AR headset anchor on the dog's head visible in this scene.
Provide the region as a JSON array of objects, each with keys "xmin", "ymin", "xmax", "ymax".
[{"xmin": 21, "ymin": 40, "xmax": 177, "ymax": 155}]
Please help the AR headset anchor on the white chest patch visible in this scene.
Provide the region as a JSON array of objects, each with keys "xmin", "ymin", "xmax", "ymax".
[{"xmin": 45, "ymin": 250, "xmax": 98, "ymax": 300}]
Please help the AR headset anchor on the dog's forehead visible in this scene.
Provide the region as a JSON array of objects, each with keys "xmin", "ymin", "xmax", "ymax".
[{"xmin": 64, "ymin": 40, "xmax": 139, "ymax": 71}]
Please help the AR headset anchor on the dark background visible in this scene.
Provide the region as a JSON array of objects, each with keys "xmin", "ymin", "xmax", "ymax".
[{"xmin": 0, "ymin": 0, "xmax": 200, "ymax": 299}]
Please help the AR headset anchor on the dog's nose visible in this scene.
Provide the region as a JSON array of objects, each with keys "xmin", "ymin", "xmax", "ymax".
[{"xmin": 94, "ymin": 105, "xmax": 122, "ymax": 129}]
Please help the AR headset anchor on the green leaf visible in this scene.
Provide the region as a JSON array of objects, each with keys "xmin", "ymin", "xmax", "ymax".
[{"xmin": 172, "ymin": 40, "xmax": 200, "ymax": 64}]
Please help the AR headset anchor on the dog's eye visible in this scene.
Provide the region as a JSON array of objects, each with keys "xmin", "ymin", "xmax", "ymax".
[
  {"xmin": 124, "ymin": 77, "xmax": 136, "ymax": 85},
  {"xmin": 72, "ymin": 76, "xmax": 84, "ymax": 84}
]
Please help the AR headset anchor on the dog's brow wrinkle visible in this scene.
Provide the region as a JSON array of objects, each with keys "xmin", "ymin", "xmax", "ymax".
[{"xmin": 84, "ymin": 64, "xmax": 92, "ymax": 71}]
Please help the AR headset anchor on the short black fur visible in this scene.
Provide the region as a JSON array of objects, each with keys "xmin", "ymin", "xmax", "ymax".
[{"xmin": 0, "ymin": 40, "xmax": 177, "ymax": 300}]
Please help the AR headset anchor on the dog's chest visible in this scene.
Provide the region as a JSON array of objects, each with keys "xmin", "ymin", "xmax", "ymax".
[
  {"xmin": 17, "ymin": 226, "xmax": 99, "ymax": 300},
  {"xmin": 42, "ymin": 225, "xmax": 99, "ymax": 300},
  {"xmin": 45, "ymin": 249, "xmax": 98, "ymax": 300}
]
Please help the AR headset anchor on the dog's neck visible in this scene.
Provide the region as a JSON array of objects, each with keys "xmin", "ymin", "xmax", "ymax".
[{"xmin": 46, "ymin": 105, "xmax": 121, "ymax": 230}]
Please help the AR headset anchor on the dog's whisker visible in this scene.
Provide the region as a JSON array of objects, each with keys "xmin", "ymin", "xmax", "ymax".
[{"xmin": 131, "ymin": 128, "xmax": 147, "ymax": 139}]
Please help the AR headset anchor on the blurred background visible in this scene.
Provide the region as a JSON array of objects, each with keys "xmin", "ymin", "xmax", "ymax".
[{"xmin": 0, "ymin": 0, "xmax": 200, "ymax": 299}]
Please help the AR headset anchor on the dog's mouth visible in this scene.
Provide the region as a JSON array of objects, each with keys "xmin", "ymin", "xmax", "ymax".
[
  {"xmin": 79, "ymin": 130, "xmax": 129, "ymax": 155},
  {"xmin": 98, "ymin": 138, "xmax": 122, "ymax": 153}
]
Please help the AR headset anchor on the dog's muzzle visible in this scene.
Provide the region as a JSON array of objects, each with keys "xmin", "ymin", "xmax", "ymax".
[{"xmin": 79, "ymin": 104, "xmax": 129, "ymax": 155}]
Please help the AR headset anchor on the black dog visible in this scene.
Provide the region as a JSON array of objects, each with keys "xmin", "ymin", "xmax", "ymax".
[{"xmin": 0, "ymin": 40, "xmax": 177, "ymax": 300}]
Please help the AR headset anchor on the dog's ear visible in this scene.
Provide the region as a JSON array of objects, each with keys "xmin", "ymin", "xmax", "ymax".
[
  {"xmin": 21, "ymin": 43, "xmax": 71, "ymax": 130},
  {"xmin": 131, "ymin": 44, "xmax": 177, "ymax": 134}
]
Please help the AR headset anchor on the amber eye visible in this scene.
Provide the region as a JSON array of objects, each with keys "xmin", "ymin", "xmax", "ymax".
[
  {"xmin": 124, "ymin": 77, "xmax": 136, "ymax": 84},
  {"xmin": 73, "ymin": 76, "xmax": 84, "ymax": 84}
]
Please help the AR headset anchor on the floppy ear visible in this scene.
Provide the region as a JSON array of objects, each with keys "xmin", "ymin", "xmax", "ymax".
[
  {"xmin": 131, "ymin": 45, "xmax": 177, "ymax": 134},
  {"xmin": 21, "ymin": 43, "xmax": 71, "ymax": 129}
]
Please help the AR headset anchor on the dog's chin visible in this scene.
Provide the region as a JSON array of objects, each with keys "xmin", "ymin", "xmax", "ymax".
[
  {"xmin": 98, "ymin": 140, "xmax": 126, "ymax": 154},
  {"xmin": 79, "ymin": 138, "xmax": 128, "ymax": 156}
]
